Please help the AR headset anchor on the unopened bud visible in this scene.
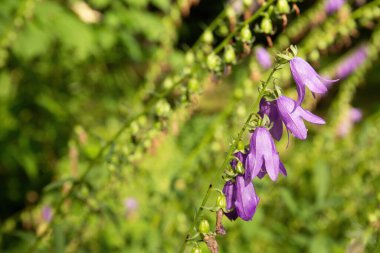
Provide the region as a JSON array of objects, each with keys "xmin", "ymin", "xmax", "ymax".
[
  {"xmin": 277, "ymin": 0, "xmax": 290, "ymax": 14},
  {"xmin": 199, "ymin": 219, "xmax": 210, "ymax": 234},
  {"xmin": 223, "ymin": 45, "xmax": 236, "ymax": 64},
  {"xmin": 236, "ymin": 161, "xmax": 245, "ymax": 174},
  {"xmin": 206, "ymin": 54, "xmax": 221, "ymax": 71},
  {"xmin": 240, "ymin": 25, "xmax": 252, "ymax": 43},
  {"xmin": 191, "ymin": 245, "xmax": 202, "ymax": 253},
  {"xmin": 216, "ymin": 195, "xmax": 226, "ymax": 209},
  {"xmin": 202, "ymin": 30, "xmax": 214, "ymax": 44},
  {"xmin": 261, "ymin": 16, "xmax": 273, "ymax": 34}
]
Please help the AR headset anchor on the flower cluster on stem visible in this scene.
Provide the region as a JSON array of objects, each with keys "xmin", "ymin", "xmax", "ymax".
[{"xmin": 221, "ymin": 45, "xmax": 337, "ymax": 222}]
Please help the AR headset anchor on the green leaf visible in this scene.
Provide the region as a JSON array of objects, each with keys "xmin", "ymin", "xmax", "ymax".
[{"xmin": 313, "ymin": 161, "xmax": 329, "ymax": 205}]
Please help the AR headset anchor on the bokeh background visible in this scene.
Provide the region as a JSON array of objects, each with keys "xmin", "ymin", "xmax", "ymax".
[{"xmin": 0, "ymin": 0, "xmax": 379, "ymax": 252}]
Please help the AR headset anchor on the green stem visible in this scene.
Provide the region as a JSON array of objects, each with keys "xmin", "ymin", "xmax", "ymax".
[{"xmin": 178, "ymin": 64, "xmax": 279, "ymax": 253}]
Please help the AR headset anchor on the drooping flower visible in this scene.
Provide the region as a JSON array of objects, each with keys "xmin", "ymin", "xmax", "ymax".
[
  {"xmin": 255, "ymin": 46, "xmax": 272, "ymax": 70},
  {"xmin": 245, "ymin": 127, "xmax": 284, "ymax": 183},
  {"xmin": 222, "ymin": 176, "xmax": 259, "ymax": 221},
  {"xmin": 259, "ymin": 99, "xmax": 283, "ymax": 141},
  {"xmin": 276, "ymin": 95, "xmax": 325, "ymax": 140},
  {"xmin": 335, "ymin": 46, "xmax": 368, "ymax": 79},
  {"xmin": 337, "ymin": 107, "xmax": 362, "ymax": 137},
  {"xmin": 325, "ymin": 0, "xmax": 346, "ymax": 14},
  {"xmin": 223, "ymin": 180, "xmax": 238, "ymax": 220},
  {"xmin": 42, "ymin": 206, "xmax": 53, "ymax": 222},
  {"xmin": 290, "ymin": 57, "xmax": 338, "ymax": 106}
]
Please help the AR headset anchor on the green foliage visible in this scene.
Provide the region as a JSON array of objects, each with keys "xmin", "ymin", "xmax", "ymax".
[{"xmin": 0, "ymin": 0, "xmax": 380, "ymax": 253}]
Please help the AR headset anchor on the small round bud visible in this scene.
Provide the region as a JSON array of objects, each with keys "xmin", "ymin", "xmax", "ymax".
[
  {"xmin": 206, "ymin": 54, "xmax": 221, "ymax": 71},
  {"xmin": 155, "ymin": 100, "xmax": 171, "ymax": 117},
  {"xmin": 202, "ymin": 30, "xmax": 214, "ymax": 44},
  {"xmin": 218, "ymin": 25, "xmax": 229, "ymax": 36},
  {"xmin": 240, "ymin": 25, "xmax": 252, "ymax": 43},
  {"xmin": 243, "ymin": 0, "xmax": 253, "ymax": 8},
  {"xmin": 191, "ymin": 245, "xmax": 202, "ymax": 253},
  {"xmin": 223, "ymin": 45, "xmax": 236, "ymax": 64},
  {"xmin": 216, "ymin": 195, "xmax": 226, "ymax": 209},
  {"xmin": 277, "ymin": 0, "xmax": 290, "ymax": 14},
  {"xmin": 236, "ymin": 161, "xmax": 245, "ymax": 174},
  {"xmin": 261, "ymin": 17, "xmax": 273, "ymax": 34},
  {"xmin": 226, "ymin": 6, "xmax": 235, "ymax": 19},
  {"xmin": 237, "ymin": 140, "xmax": 245, "ymax": 152},
  {"xmin": 198, "ymin": 219, "xmax": 210, "ymax": 234},
  {"xmin": 185, "ymin": 51, "xmax": 195, "ymax": 65},
  {"xmin": 188, "ymin": 78, "xmax": 199, "ymax": 92}
]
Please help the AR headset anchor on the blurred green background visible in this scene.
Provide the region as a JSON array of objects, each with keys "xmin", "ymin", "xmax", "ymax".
[{"xmin": 0, "ymin": 0, "xmax": 379, "ymax": 252}]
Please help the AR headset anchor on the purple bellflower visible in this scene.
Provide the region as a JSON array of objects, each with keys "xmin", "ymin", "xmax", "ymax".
[
  {"xmin": 337, "ymin": 107, "xmax": 362, "ymax": 137},
  {"xmin": 276, "ymin": 95, "xmax": 326, "ymax": 140},
  {"xmin": 259, "ymin": 96, "xmax": 326, "ymax": 140},
  {"xmin": 245, "ymin": 127, "xmax": 285, "ymax": 183},
  {"xmin": 290, "ymin": 57, "xmax": 338, "ymax": 106},
  {"xmin": 335, "ymin": 46, "xmax": 368, "ymax": 79},
  {"xmin": 255, "ymin": 46, "xmax": 272, "ymax": 70},
  {"xmin": 223, "ymin": 176, "xmax": 260, "ymax": 221},
  {"xmin": 42, "ymin": 206, "xmax": 53, "ymax": 222},
  {"xmin": 325, "ymin": 0, "xmax": 346, "ymax": 14},
  {"xmin": 259, "ymin": 99, "xmax": 283, "ymax": 141}
]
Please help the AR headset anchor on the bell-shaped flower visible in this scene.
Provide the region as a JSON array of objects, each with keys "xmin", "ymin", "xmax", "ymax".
[
  {"xmin": 257, "ymin": 161, "xmax": 287, "ymax": 179},
  {"xmin": 325, "ymin": 0, "xmax": 345, "ymax": 15},
  {"xmin": 223, "ymin": 180, "xmax": 238, "ymax": 221},
  {"xmin": 290, "ymin": 57, "xmax": 337, "ymax": 105},
  {"xmin": 276, "ymin": 95, "xmax": 325, "ymax": 140},
  {"xmin": 259, "ymin": 99, "xmax": 283, "ymax": 141},
  {"xmin": 335, "ymin": 46, "xmax": 368, "ymax": 79},
  {"xmin": 255, "ymin": 46, "xmax": 272, "ymax": 70},
  {"xmin": 245, "ymin": 127, "xmax": 283, "ymax": 183},
  {"xmin": 222, "ymin": 176, "xmax": 260, "ymax": 221}
]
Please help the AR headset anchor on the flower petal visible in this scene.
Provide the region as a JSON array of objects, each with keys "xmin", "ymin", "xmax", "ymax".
[
  {"xmin": 277, "ymin": 96, "xmax": 308, "ymax": 140},
  {"xmin": 223, "ymin": 181, "xmax": 238, "ymax": 221},
  {"xmin": 300, "ymin": 108, "xmax": 326, "ymax": 125},
  {"xmin": 235, "ymin": 176, "xmax": 259, "ymax": 221}
]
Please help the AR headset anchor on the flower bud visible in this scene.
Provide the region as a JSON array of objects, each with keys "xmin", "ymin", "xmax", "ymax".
[
  {"xmin": 185, "ymin": 51, "xmax": 195, "ymax": 65},
  {"xmin": 202, "ymin": 30, "xmax": 213, "ymax": 44},
  {"xmin": 188, "ymin": 78, "xmax": 199, "ymax": 92},
  {"xmin": 235, "ymin": 161, "xmax": 245, "ymax": 174},
  {"xmin": 223, "ymin": 45, "xmax": 236, "ymax": 64},
  {"xmin": 243, "ymin": 0, "xmax": 253, "ymax": 8},
  {"xmin": 155, "ymin": 100, "xmax": 171, "ymax": 117},
  {"xmin": 206, "ymin": 54, "xmax": 221, "ymax": 71},
  {"xmin": 277, "ymin": 0, "xmax": 290, "ymax": 14},
  {"xmin": 216, "ymin": 195, "xmax": 226, "ymax": 209},
  {"xmin": 226, "ymin": 6, "xmax": 235, "ymax": 19},
  {"xmin": 240, "ymin": 25, "xmax": 252, "ymax": 43},
  {"xmin": 191, "ymin": 245, "xmax": 202, "ymax": 253},
  {"xmin": 237, "ymin": 140, "xmax": 245, "ymax": 152},
  {"xmin": 261, "ymin": 16, "xmax": 273, "ymax": 34},
  {"xmin": 198, "ymin": 219, "xmax": 210, "ymax": 234}
]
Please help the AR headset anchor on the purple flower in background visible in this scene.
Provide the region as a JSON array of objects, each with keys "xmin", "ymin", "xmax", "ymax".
[
  {"xmin": 245, "ymin": 127, "xmax": 284, "ymax": 182},
  {"xmin": 259, "ymin": 99, "xmax": 283, "ymax": 141},
  {"xmin": 124, "ymin": 197, "xmax": 138, "ymax": 214},
  {"xmin": 335, "ymin": 46, "xmax": 368, "ymax": 79},
  {"xmin": 223, "ymin": 176, "xmax": 259, "ymax": 221},
  {"xmin": 337, "ymin": 107, "xmax": 362, "ymax": 137},
  {"xmin": 290, "ymin": 57, "xmax": 338, "ymax": 105},
  {"xmin": 255, "ymin": 46, "xmax": 272, "ymax": 70},
  {"xmin": 42, "ymin": 206, "xmax": 53, "ymax": 222},
  {"xmin": 325, "ymin": 0, "xmax": 346, "ymax": 14},
  {"xmin": 277, "ymin": 95, "xmax": 325, "ymax": 140}
]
